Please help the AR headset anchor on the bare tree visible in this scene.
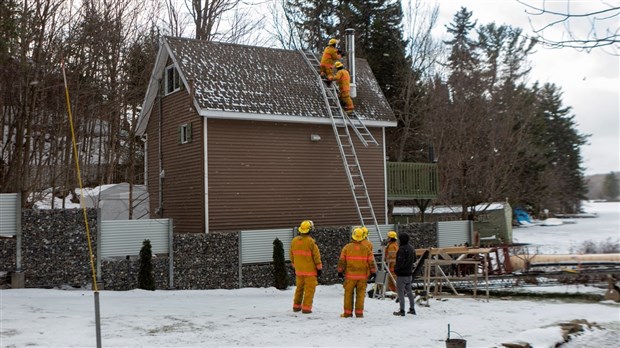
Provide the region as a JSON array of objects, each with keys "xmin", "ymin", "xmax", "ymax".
[
  {"xmin": 188, "ymin": 0, "xmax": 241, "ymax": 41},
  {"xmin": 266, "ymin": 0, "xmax": 304, "ymax": 49},
  {"xmin": 518, "ymin": 0, "xmax": 619, "ymax": 53},
  {"xmin": 390, "ymin": 0, "xmax": 441, "ymax": 162}
]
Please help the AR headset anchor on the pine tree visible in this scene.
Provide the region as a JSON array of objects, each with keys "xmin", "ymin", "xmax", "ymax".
[
  {"xmin": 138, "ymin": 239, "xmax": 155, "ymax": 291},
  {"xmin": 602, "ymin": 172, "xmax": 619, "ymax": 201},
  {"xmin": 272, "ymin": 238, "xmax": 290, "ymax": 290},
  {"xmin": 284, "ymin": 0, "xmax": 336, "ymax": 51},
  {"xmin": 534, "ymin": 83, "xmax": 588, "ymax": 212}
]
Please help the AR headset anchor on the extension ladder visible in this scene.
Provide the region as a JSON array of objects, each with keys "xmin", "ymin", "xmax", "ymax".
[
  {"xmin": 300, "ymin": 50, "xmax": 380, "ymax": 234},
  {"xmin": 300, "ymin": 50, "xmax": 393, "ymax": 298}
]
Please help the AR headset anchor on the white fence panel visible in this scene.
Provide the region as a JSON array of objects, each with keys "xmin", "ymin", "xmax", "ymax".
[
  {"xmin": 437, "ymin": 220, "xmax": 472, "ymax": 247},
  {"xmin": 239, "ymin": 228, "xmax": 295, "ymax": 265},
  {"xmin": 100, "ymin": 219, "xmax": 171, "ymax": 258},
  {"xmin": 0, "ymin": 193, "xmax": 19, "ymax": 237}
]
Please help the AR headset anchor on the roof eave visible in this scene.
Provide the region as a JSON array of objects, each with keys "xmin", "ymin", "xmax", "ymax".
[
  {"xmin": 136, "ymin": 40, "xmax": 174, "ymax": 136},
  {"xmin": 197, "ymin": 109, "xmax": 397, "ymax": 127}
]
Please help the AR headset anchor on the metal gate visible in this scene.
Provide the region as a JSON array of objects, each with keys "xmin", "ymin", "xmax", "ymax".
[{"xmin": 437, "ymin": 220, "xmax": 472, "ymax": 247}]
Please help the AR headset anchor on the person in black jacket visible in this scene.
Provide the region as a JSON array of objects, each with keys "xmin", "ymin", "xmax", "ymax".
[{"xmin": 393, "ymin": 233, "xmax": 416, "ymax": 316}]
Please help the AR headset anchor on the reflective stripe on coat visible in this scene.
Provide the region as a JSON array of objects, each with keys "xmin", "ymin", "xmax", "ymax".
[
  {"xmin": 337, "ymin": 241, "xmax": 376, "ymax": 280},
  {"xmin": 334, "ymin": 69, "xmax": 350, "ymax": 92},
  {"xmin": 320, "ymin": 46, "xmax": 340, "ymax": 68},
  {"xmin": 289, "ymin": 235, "xmax": 322, "ymax": 276},
  {"xmin": 385, "ymin": 241, "xmax": 399, "ymax": 269}
]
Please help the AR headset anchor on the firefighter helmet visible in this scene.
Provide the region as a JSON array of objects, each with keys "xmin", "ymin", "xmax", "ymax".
[
  {"xmin": 298, "ymin": 220, "xmax": 314, "ymax": 234},
  {"xmin": 352, "ymin": 227, "xmax": 365, "ymax": 241},
  {"xmin": 362, "ymin": 226, "xmax": 369, "ymax": 238},
  {"xmin": 328, "ymin": 38, "xmax": 339, "ymax": 46},
  {"xmin": 387, "ymin": 231, "xmax": 397, "ymax": 239},
  {"xmin": 335, "ymin": 61, "xmax": 344, "ymax": 69}
]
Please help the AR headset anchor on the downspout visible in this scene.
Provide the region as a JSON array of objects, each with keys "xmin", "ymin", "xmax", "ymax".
[
  {"xmin": 158, "ymin": 80, "xmax": 164, "ymax": 217},
  {"xmin": 345, "ymin": 28, "xmax": 356, "ymax": 98}
]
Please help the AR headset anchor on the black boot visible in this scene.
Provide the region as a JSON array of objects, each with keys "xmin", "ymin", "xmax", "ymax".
[
  {"xmin": 407, "ymin": 307, "xmax": 416, "ymax": 315},
  {"xmin": 393, "ymin": 310, "xmax": 405, "ymax": 316}
]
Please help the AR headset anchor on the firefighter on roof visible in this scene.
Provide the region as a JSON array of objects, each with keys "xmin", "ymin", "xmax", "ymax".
[
  {"xmin": 290, "ymin": 220, "xmax": 323, "ymax": 314},
  {"xmin": 333, "ymin": 61, "xmax": 354, "ymax": 114},
  {"xmin": 337, "ymin": 227, "xmax": 377, "ymax": 318},
  {"xmin": 320, "ymin": 38, "xmax": 342, "ymax": 80}
]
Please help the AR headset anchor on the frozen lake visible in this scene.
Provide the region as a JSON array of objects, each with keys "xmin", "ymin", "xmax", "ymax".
[{"xmin": 512, "ymin": 201, "xmax": 620, "ymax": 254}]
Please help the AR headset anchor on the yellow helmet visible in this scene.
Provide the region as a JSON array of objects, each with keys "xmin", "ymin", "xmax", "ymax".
[
  {"xmin": 328, "ymin": 38, "xmax": 339, "ymax": 46},
  {"xmin": 352, "ymin": 227, "xmax": 365, "ymax": 241},
  {"xmin": 387, "ymin": 231, "xmax": 397, "ymax": 239},
  {"xmin": 298, "ymin": 220, "xmax": 314, "ymax": 234},
  {"xmin": 335, "ymin": 61, "xmax": 344, "ymax": 69},
  {"xmin": 362, "ymin": 226, "xmax": 369, "ymax": 238}
]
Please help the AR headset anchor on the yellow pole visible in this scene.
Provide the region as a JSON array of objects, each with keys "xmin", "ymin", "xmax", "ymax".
[{"xmin": 61, "ymin": 57, "xmax": 102, "ymax": 348}]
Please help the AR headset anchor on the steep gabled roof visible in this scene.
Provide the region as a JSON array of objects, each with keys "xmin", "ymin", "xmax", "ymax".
[{"xmin": 137, "ymin": 36, "xmax": 396, "ymax": 135}]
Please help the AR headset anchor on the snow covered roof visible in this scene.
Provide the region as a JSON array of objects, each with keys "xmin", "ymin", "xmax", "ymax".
[{"xmin": 137, "ymin": 37, "xmax": 396, "ymax": 135}]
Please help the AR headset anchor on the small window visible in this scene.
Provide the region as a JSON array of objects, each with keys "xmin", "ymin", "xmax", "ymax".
[
  {"xmin": 165, "ymin": 65, "xmax": 181, "ymax": 95},
  {"xmin": 179, "ymin": 123, "xmax": 192, "ymax": 144}
]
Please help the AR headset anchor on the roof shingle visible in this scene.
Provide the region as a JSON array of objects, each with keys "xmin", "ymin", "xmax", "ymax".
[{"xmin": 165, "ymin": 37, "xmax": 395, "ymax": 122}]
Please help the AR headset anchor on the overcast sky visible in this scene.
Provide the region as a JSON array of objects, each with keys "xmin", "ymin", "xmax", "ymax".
[{"xmin": 429, "ymin": 0, "xmax": 619, "ymax": 176}]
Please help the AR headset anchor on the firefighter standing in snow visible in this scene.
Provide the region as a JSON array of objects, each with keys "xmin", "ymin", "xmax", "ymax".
[
  {"xmin": 385, "ymin": 231, "xmax": 399, "ymax": 292},
  {"xmin": 320, "ymin": 38, "xmax": 341, "ymax": 80},
  {"xmin": 337, "ymin": 227, "xmax": 377, "ymax": 318},
  {"xmin": 333, "ymin": 61, "xmax": 354, "ymax": 114},
  {"xmin": 290, "ymin": 220, "xmax": 323, "ymax": 314}
]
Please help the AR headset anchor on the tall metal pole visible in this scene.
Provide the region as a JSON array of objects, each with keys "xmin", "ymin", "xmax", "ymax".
[{"xmin": 345, "ymin": 28, "xmax": 357, "ymax": 98}]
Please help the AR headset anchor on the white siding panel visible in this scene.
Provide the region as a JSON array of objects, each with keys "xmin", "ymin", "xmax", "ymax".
[
  {"xmin": 0, "ymin": 193, "xmax": 18, "ymax": 237},
  {"xmin": 100, "ymin": 219, "xmax": 170, "ymax": 258},
  {"xmin": 437, "ymin": 220, "xmax": 471, "ymax": 247},
  {"xmin": 240, "ymin": 228, "xmax": 295, "ymax": 264}
]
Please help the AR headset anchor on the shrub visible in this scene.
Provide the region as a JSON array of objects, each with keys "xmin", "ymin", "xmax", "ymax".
[
  {"xmin": 138, "ymin": 239, "xmax": 155, "ymax": 290},
  {"xmin": 273, "ymin": 238, "xmax": 290, "ymax": 290},
  {"xmin": 574, "ymin": 238, "xmax": 620, "ymax": 254}
]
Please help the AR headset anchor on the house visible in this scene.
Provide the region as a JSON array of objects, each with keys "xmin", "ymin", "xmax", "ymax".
[{"xmin": 136, "ymin": 36, "xmax": 397, "ymax": 233}]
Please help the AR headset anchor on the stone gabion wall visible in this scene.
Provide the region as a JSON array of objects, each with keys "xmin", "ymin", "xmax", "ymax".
[
  {"xmin": 101, "ymin": 257, "xmax": 170, "ymax": 290},
  {"xmin": 397, "ymin": 222, "xmax": 438, "ymax": 249},
  {"xmin": 0, "ymin": 238, "xmax": 16, "ymax": 271},
  {"xmin": 0, "ymin": 209, "xmax": 437, "ymax": 290},
  {"xmin": 13, "ymin": 209, "xmax": 97, "ymax": 288}
]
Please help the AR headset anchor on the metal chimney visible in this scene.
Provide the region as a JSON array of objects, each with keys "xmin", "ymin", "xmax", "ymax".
[{"xmin": 345, "ymin": 28, "xmax": 356, "ymax": 98}]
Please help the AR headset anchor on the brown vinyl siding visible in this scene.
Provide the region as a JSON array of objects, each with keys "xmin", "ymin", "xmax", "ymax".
[
  {"xmin": 146, "ymin": 88, "xmax": 204, "ymax": 233},
  {"xmin": 207, "ymin": 119, "xmax": 385, "ymax": 232}
]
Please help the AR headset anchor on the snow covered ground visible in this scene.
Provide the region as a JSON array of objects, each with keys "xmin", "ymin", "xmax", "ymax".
[
  {"xmin": 513, "ymin": 201, "xmax": 620, "ymax": 255},
  {"xmin": 1, "ymin": 202, "xmax": 619, "ymax": 348}
]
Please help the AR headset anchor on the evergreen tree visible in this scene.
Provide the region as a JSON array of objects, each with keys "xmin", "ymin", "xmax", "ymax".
[
  {"xmin": 273, "ymin": 238, "xmax": 290, "ymax": 290},
  {"xmin": 138, "ymin": 239, "xmax": 155, "ymax": 291},
  {"xmin": 445, "ymin": 6, "xmax": 481, "ymax": 100},
  {"xmin": 284, "ymin": 0, "xmax": 336, "ymax": 51},
  {"xmin": 602, "ymin": 172, "xmax": 619, "ymax": 201},
  {"xmin": 534, "ymin": 83, "xmax": 588, "ymax": 212},
  {"xmin": 334, "ymin": 0, "xmax": 408, "ymax": 102}
]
